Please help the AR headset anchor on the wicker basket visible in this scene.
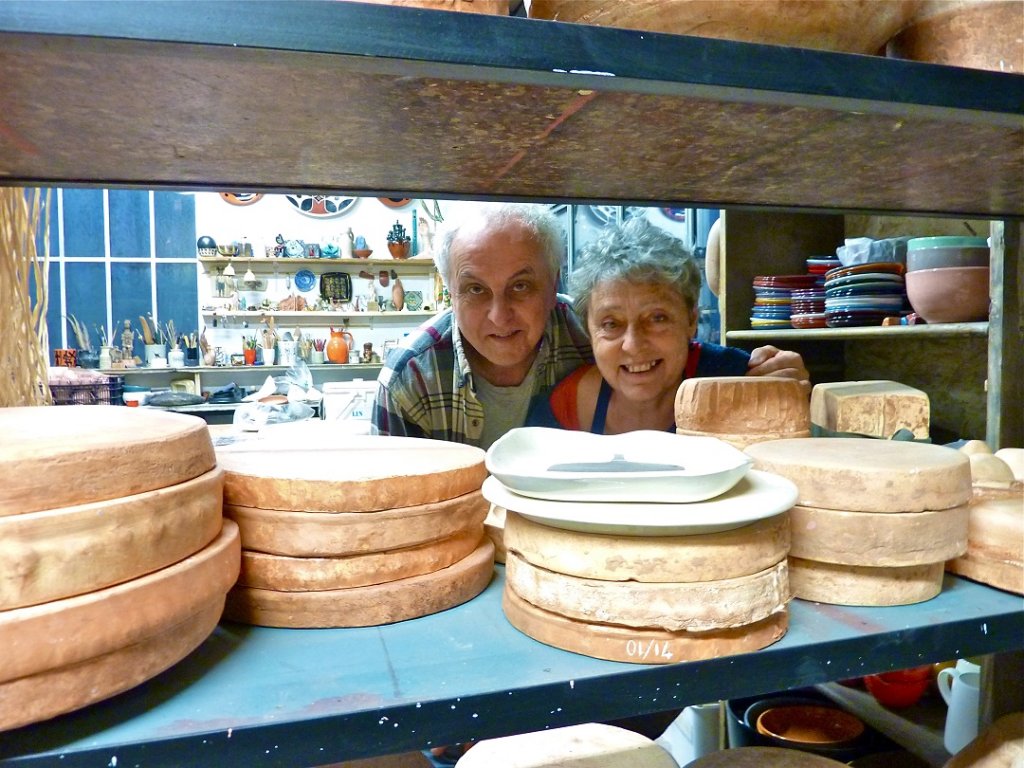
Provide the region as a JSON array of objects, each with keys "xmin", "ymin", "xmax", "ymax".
[{"xmin": 49, "ymin": 375, "xmax": 125, "ymax": 406}]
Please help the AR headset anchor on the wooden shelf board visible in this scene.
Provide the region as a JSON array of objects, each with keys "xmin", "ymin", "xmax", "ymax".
[
  {"xmin": 1, "ymin": 2, "xmax": 1021, "ymax": 216},
  {"xmin": 727, "ymin": 322, "xmax": 988, "ymax": 342}
]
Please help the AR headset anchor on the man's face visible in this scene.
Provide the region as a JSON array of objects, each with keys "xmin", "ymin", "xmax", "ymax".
[{"xmin": 448, "ymin": 219, "xmax": 558, "ymax": 387}]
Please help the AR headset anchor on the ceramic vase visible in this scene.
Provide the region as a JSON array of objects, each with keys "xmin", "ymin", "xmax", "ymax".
[
  {"xmin": 326, "ymin": 328, "xmax": 354, "ymax": 364},
  {"xmin": 244, "ymin": 348, "xmax": 257, "ymax": 365},
  {"xmin": 77, "ymin": 350, "xmax": 100, "ymax": 369},
  {"xmin": 99, "ymin": 346, "xmax": 113, "ymax": 370},
  {"xmin": 144, "ymin": 344, "xmax": 166, "ymax": 367},
  {"xmin": 387, "ymin": 241, "xmax": 411, "ymax": 260},
  {"xmin": 262, "ymin": 346, "xmax": 276, "ymax": 365},
  {"xmin": 168, "ymin": 348, "xmax": 185, "ymax": 368},
  {"xmin": 391, "ymin": 275, "xmax": 405, "ymax": 311},
  {"xmin": 278, "ymin": 340, "xmax": 297, "ymax": 366}
]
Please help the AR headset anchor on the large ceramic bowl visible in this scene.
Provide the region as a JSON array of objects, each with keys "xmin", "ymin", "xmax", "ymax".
[
  {"xmin": 756, "ymin": 704, "xmax": 865, "ymax": 748},
  {"xmin": 863, "ymin": 666, "xmax": 932, "ymax": 709},
  {"xmin": 905, "ymin": 266, "xmax": 989, "ymax": 323},
  {"xmin": 906, "ymin": 236, "xmax": 989, "ymax": 272}
]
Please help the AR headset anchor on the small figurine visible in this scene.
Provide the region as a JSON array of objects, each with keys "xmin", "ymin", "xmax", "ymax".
[
  {"xmin": 342, "ymin": 227, "xmax": 354, "ymax": 259},
  {"xmin": 121, "ymin": 319, "xmax": 134, "ymax": 361},
  {"xmin": 361, "ymin": 341, "xmax": 380, "ymax": 364}
]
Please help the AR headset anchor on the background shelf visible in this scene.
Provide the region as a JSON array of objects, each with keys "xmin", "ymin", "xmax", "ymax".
[
  {"xmin": 199, "ymin": 257, "xmax": 436, "ymax": 270},
  {"xmin": 727, "ymin": 322, "xmax": 989, "ymax": 342}
]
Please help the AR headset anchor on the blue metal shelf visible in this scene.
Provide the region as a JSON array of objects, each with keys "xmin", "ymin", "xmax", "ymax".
[{"xmin": 2, "ymin": 570, "xmax": 1021, "ymax": 767}]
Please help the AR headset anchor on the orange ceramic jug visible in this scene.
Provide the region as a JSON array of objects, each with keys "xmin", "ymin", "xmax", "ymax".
[{"xmin": 326, "ymin": 327, "xmax": 354, "ymax": 364}]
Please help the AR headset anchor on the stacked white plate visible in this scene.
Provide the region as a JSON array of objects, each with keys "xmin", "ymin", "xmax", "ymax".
[{"xmin": 484, "ymin": 428, "xmax": 798, "ymax": 664}]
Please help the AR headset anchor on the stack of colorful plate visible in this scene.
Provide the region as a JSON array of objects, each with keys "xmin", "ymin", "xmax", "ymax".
[
  {"xmin": 790, "ymin": 287, "xmax": 827, "ymax": 329},
  {"xmin": 751, "ymin": 274, "xmax": 820, "ymax": 329},
  {"xmin": 806, "ymin": 256, "xmax": 841, "ymax": 276},
  {"xmin": 823, "ymin": 263, "xmax": 908, "ymax": 327}
]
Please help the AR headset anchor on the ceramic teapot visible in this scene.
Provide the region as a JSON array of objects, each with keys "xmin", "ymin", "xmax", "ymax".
[{"xmin": 326, "ymin": 327, "xmax": 354, "ymax": 364}]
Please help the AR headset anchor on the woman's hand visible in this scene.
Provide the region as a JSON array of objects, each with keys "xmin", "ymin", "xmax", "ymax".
[{"xmin": 746, "ymin": 345, "xmax": 810, "ymax": 391}]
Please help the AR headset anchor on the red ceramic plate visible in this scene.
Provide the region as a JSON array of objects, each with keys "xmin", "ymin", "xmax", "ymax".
[
  {"xmin": 825, "ymin": 262, "xmax": 906, "ymax": 281},
  {"xmin": 791, "ymin": 313, "xmax": 827, "ymax": 329},
  {"xmin": 378, "ymin": 197, "xmax": 413, "ymax": 209}
]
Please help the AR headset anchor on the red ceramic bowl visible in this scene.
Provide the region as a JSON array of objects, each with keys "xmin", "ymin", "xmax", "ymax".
[
  {"xmin": 904, "ymin": 266, "xmax": 989, "ymax": 323},
  {"xmin": 877, "ymin": 665, "xmax": 932, "ymax": 684},
  {"xmin": 864, "ymin": 668, "xmax": 932, "ymax": 708}
]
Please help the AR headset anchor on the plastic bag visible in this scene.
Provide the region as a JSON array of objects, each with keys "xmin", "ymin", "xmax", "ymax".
[
  {"xmin": 278, "ymin": 360, "xmax": 313, "ymax": 392},
  {"xmin": 232, "ymin": 400, "xmax": 316, "ymax": 431},
  {"xmin": 836, "ymin": 236, "xmax": 911, "ymax": 267}
]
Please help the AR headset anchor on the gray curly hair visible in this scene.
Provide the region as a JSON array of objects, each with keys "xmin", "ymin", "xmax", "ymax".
[
  {"xmin": 570, "ymin": 216, "xmax": 701, "ymax": 323},
  {"xmin": 434, "ymin": 203, "xmax": 565, "ymax": 286}
]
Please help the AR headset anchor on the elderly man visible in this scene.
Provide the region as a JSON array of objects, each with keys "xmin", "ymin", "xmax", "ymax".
[{"xmin": 372, "ymin": 203, "xmax": 808, "ymax": 449}]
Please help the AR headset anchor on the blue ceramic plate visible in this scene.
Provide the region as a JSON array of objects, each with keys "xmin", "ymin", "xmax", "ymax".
[
  {"xmin": 294, "ymin": 269, "xmax": 317, "ymax": 292},
  {"xmin": 826, "ymin": 283, "xmax": 906, "ymax": 297},
  {"xmin": 825, "ymin": 272, "xmax": 905, "ymax": 289}
]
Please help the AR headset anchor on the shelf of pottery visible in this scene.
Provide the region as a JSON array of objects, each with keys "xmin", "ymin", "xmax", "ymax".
[{"xmin": 199, "ymin": 254, "xmax": 442, "ymax": 366}]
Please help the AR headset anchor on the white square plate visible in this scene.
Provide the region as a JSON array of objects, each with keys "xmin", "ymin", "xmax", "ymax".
[{"xmin": 485, "ymin": 427, "xmax": 752, "ymax": 503}]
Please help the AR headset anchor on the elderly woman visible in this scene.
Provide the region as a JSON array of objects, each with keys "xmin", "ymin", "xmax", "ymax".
[{"xmin": 527, "ymin": 216, "xmax": 804, "ymax": 434}]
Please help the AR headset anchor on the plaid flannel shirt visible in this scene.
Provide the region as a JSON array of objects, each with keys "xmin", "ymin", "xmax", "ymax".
[{"xmin": 372, "ymin": 297, "xmax": 592, "ymax": 447}]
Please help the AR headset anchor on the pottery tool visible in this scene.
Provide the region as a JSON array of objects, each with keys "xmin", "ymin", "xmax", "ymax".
[{"xmin": 137, "ymin": 315, "xmax": 156, "ymax": 345}]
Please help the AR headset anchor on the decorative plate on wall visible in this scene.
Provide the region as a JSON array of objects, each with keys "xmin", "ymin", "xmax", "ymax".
[
  {"xmin": 285, "ymin": 194, "xmax": 357, "ymax": 218},
  {"xmin": 378, "ymin": 197, "xmax": 413, "ymax": 209},
  {"xmin": 661, "ymin": 207, "xmax": 687, "ymax": 222},
  {"xmin": 584, "ymin": 205, "xmax": 619, "ymax": 225},
  {"xmin": 219, "ymin": 192, "xmax": 264, "ymax": 206},
  {"xmin": 294, "ymin": 269, "xmax": 317, "ymax": 292}
]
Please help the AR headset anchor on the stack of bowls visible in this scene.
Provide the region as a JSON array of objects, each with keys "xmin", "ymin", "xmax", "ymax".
[
  {"xmin": 823, "ymin": 262, "xmax": 907, "ymax": 327},
  {"xmin": 751, "ymin": 274, "xmax": 821, "ymax": 329},
  {"xmin": 904, "ymin": 236, "xmax": 990, "ymax": 323},
  {"xmin": 790, "ymin": 287, "xmax": 827, "ymax": 329}
]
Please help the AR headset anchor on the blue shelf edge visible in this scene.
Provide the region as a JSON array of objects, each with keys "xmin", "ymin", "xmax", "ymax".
[{"xmin": 1, "ymin": 568, "xmax": 1021, "ymax": 767}]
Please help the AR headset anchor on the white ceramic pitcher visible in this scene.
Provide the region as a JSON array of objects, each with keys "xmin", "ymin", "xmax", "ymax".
[{"xmin": 938, "ymin": 667, "xmax": 980, "ymax": 754}]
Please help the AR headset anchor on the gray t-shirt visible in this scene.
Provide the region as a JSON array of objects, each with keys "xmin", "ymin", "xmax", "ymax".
[{"xmin": 473, "ymin": 356, "xmax": 540, "ymax": 450}]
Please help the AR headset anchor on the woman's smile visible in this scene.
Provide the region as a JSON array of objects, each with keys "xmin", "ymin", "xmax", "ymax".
[{"xmin": 622, "ymin": 360, "xmax": 661, "ymax": 374}]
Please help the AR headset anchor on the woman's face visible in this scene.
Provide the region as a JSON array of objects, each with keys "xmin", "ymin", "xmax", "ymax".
[{"xmin": 586, "ymin": 278, "xmax": 697, "ymax": 406}]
